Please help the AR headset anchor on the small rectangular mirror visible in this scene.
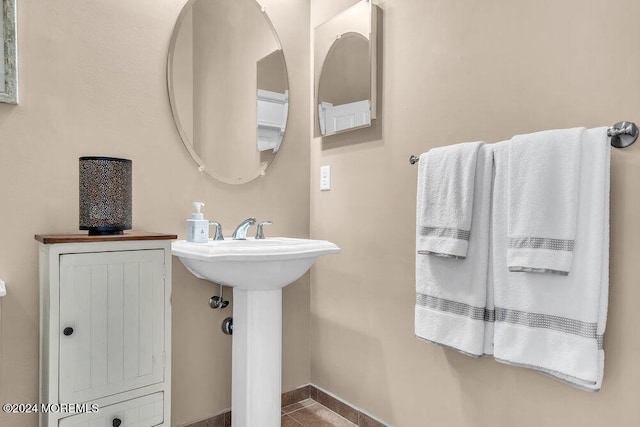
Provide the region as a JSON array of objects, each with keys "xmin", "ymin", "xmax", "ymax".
[
  {"xmin": 314, "ymin": 0, "xmax": 378, "ymax": 137},
  {"xmin": 0, "ymin": 0, "xmax": 17, "ymax": 104}
]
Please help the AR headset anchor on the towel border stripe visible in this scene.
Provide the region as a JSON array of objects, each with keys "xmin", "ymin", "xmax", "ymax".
[
  {"xmin": 417, "ymin": 250, "xmax": 466, "ymax": 260},
  {"xmin": 421, "ymin": 226, "xmax": 470, "ymax": 241},
  {"xmin": 415, "ymin": 293, "xmax": 603, "ymax": 349},
  {"xmin": 416, "ymin": 293, "xmax": 485, "ymax": 321},
  {"xmin": 508, "ymin": 266, "xmax": 569, "ymax": 276},
  {"xmin": 508, "ymin": 237, "xmax": 575, "ymax": 251}
]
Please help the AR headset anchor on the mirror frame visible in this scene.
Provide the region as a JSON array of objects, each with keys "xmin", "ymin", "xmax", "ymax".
[
  {"xmin": 314, "ymin": 0, "xmax": 378, "ymax": 137},
  {"xmin": 1, "ymin": 0, "xmax": 17, "ymax": 104},
  {"xmin": 167, "ymin": 0, "xmax": 288, "ymax": 184}
]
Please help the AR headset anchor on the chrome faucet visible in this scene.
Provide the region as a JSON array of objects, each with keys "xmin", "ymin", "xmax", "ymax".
[{"xmin": 232, "ymin": 218, "xmax": 256, "ymax": 240}]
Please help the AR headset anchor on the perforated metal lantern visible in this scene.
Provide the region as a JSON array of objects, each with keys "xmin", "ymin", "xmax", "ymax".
[{"xmin": 79, "ymin": 157, "xmax": 132, "ymax": 235}]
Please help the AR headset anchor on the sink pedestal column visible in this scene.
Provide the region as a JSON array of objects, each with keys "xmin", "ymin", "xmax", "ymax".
[{"xmin": 232, "ymin": 288, "xmax": 282, "ymax": 427}]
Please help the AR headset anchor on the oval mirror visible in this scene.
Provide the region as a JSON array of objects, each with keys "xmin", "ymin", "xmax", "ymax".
[{"xmin": 168, "ymin": 0, "xmax": 289, "ymax": 184}]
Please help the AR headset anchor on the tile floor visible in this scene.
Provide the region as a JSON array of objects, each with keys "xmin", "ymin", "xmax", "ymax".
[
  {"xmin": 184, "ymin": 384, "xmax": 387, "ymax": 427},
  {"xmin": 281, "ymin": 398, "xmax": 357, "ymax": 427}
]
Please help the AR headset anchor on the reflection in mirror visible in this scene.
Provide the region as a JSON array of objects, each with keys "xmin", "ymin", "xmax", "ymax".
[
  {"xmin": 168, "ymin": 0, "xmax": 288, "ymax": 184},
  {"xmin": 257, "ymin": 50, "xmax": 288, "ymax": 153},
  {"xmin": 317, "ymin": 32, "xmax": 369, "ymax": 136},
  {"xmin": 314, "ymin": 0, "xmax": 378, "ymax": 137},
  {"xmin": 1, "ymin": 0, "xmax": 18, "ymax": 104}
]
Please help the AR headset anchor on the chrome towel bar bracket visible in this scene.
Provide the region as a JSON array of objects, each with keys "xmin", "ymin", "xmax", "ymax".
[
  {"xmin": 608, "ymin": 121, "xmax": 638, "ymax": 148},
  {"xmin": 410, "ymin": 120, "xmax": 638, "ymax": 164}
]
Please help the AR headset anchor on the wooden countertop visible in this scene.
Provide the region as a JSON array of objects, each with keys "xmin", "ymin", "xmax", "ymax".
[{"xmin": 35, "ymin": 232, "xmax": 178, "ymax": 244}]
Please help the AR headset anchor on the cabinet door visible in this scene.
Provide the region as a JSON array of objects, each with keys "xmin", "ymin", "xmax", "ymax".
[{"xmin": 59, "ymin": 250, "xmax": 165, "ymax": 404}]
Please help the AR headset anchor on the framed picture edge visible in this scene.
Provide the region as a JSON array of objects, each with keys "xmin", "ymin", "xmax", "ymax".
[{"xmin": 1, "ymin": 0, "xmax": 18, "ymax": 104}]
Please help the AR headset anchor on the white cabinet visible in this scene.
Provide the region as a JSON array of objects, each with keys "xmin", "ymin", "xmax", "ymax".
[{"xmin": 37, "ymin": 233, "xmax": 175, "ymax": 427}]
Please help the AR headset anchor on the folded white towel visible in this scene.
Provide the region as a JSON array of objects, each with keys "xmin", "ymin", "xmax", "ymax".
[
  {"xmin": 491, "ymin": 128, "xmax": 610, "ymax": 391},
  {"xmin": 507, "ymin": 128, "xmax": 584, "ymax": 275},
  {"xmin": 415, "ymin": 144, "xmax": 493, "ymax": 357},
  {"xmin": 417, "ymin": 141, "xmax": 485, "ymax": 259}
]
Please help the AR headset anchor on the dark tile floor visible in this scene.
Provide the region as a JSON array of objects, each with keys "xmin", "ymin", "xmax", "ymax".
[
  {"xmin": 281, "ymin": 398, "xmax": 357, "ymax": 427},
  {"xmin": 185, "ymin": 385, "xmax": 387, "ymax": 427}
]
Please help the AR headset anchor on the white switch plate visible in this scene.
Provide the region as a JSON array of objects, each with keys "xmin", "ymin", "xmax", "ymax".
[{"xmin": 320, "ymin": 165, "xmax": 331, "ymax": 191}]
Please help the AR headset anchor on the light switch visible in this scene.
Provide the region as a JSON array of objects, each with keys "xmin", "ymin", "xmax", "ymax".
[{"xmin": 320, "ymin": 165, "xmax": 331, "ymax": 191}]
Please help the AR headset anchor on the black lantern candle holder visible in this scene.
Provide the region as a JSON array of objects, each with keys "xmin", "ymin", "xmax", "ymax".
[{"xmin": 79, "ymin": 157, "xmax": 132, "ymax": 235}]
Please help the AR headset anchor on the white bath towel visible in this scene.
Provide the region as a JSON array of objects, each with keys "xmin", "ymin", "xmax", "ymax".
[
  {"xmin": 507, "ymin": 128, "xmax": 584, "ymax": 275},
  {"xmin": 417, "ymin": 141, "xmax": 485, "ymax": 259},
  {"xmin": 415, "ymin": 144, "xmax": 493, "ymax": 357},
  {"xmin": 491, "ymin": 127, "xmax": 610, "ymax": 391}
]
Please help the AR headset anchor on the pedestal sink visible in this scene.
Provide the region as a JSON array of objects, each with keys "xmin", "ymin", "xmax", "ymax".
[{"xmin": 171, "ymin": 237, "xmax": 340, "ymax": 427}]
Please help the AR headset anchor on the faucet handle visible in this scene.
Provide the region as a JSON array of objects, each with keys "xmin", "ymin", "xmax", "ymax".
[
  {"xmin": 256, "ymin": 221, "xmax": 272, "ymax": 239},
  {"xmin": 209, "ymin": 221, "xmax": 224, "ymax": 240}
]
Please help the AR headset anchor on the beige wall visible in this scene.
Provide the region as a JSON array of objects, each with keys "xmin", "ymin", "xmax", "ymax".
[
  {"xmin": 3, "ymin": 0, "xmax": 640, "ymax": 426},
  {"xmin": 0, "ymin": 1, "xmax": 309, "ymax": 426},
  {"xmin": 311, "ymin": 0, "xmax": 640, "ymax": 426}
]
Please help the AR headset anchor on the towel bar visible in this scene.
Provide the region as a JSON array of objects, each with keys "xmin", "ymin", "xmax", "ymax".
[{"xmin": 409, "ymin": 120, "xmax": 638, "ymax": 164}]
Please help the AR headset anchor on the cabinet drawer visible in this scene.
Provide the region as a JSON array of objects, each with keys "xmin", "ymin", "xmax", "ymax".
[{"xmin": 59, "ymin": 392, "xmax": 164, "ymax": 427}]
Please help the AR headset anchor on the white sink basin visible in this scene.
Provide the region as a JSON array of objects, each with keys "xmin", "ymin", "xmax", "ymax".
[
  {"xmin": 171, "ymin": 237, "xmax": 340, "ymax": 290},
  {"xmin": 172, "ymin": 236, "xmax": 340, "ymax": 426}
]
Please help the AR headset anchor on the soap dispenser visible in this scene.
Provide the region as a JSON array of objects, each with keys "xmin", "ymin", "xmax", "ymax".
[{"xmin": 186, "ymin": 202, "xmax": 209, "ymax": 243}]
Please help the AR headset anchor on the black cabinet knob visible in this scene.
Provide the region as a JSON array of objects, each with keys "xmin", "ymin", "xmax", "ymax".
[
  {"xmin": 63, "ymin": 327, "xmax": 74, "ymax": 336},
  {"xmin": 112, "ymin": 418, "xmax": 122, "ymax": 427}
]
